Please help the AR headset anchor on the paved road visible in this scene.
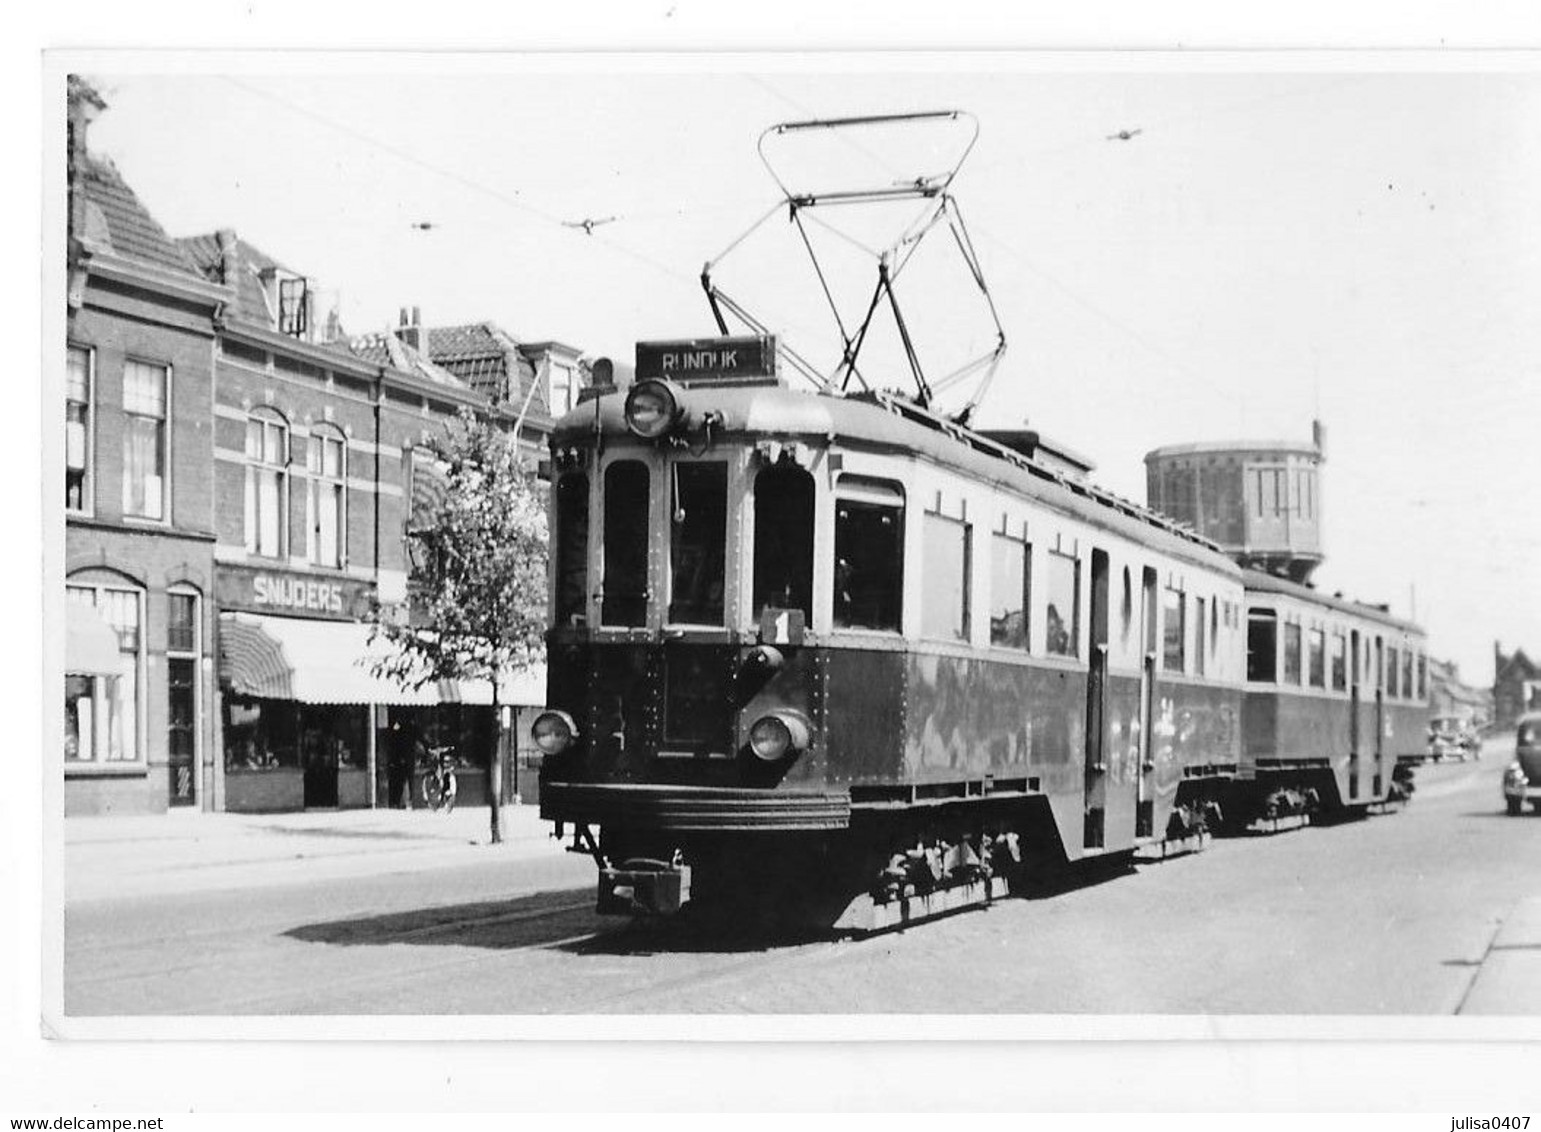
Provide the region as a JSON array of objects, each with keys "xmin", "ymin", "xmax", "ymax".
[{"xmin": 64, "ymin": 747, "xmax": 1541, "ymax": 1016}]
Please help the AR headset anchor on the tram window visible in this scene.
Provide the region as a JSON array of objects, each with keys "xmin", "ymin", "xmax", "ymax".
[
  {"xmin": 1308, "ymin": 628, "xmax": 1326, "ymax": 687},
  {"xmin": 1331, "ymin": 632, "xmax": 1348, "ymax": 690},
  {"xmin": 833, "ymin": 477, "xmax": 904, "ymax": 632},
  {"xmin": 1162, "ymin": 587, "xmax": 1185, "ymax": 672},
  {"xmin": 1283, "ymin": 622, "xmax": 1303, "ymax": 684},
  {"xmin": 1403, "ymin": 649, "xmax": 1414, "ymax": 702},
  {"xmin": 601, "ymin": 460, "xmax": 649, "ymax": 627},
  {"xmin": 1247, "ymin": 609, "xmax": 1278, "ymax": 683},
  {"xmin": 922, "ymin": 514, "xmax": 971, "ymax": 641},
  {"xmin": 1417, "ymin": 652, "xmax": 1427, "ymax": 700},
  {"xmin": 554, "ymin": 473, "xmax": 589, "ymax": 628},
  {"xmin": 1044, "ymin": 551, "xmax": 1079, "ymax": 657},
  {"xmin": 990, "ymin": 535, "xmax": 1031, "ymax": 650},
  {"xmin": 1386, "ymin": 646, "xmax": 1399, "ymax": 698},
  {"xmin": 1193, "ymin": 597, "xmax": 1207, "ymax": 677},
  {"xmin": 668, "ymin": 462, "xmax": 728, "ymax": 625},
  {"xmin": 751, "ymin": 463, "xmax": 814, "ymax": 624}
]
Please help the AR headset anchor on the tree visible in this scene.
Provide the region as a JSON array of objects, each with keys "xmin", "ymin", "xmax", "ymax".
[{"xmin": 368, "ymin": 407, "xmax": 547, "ymax": 844}]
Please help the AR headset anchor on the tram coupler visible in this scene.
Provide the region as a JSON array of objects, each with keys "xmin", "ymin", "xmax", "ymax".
[{"xmin": 597, "ymin": 852, "xmax": 693, "ymax": 916}]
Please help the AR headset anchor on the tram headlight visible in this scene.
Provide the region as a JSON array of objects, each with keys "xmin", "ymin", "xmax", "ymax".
[
  {"xmin": 748, "ymin": 710, "xmax": 812, "ymax": 762},
  {"xmin": 624, "ymin": 379, "xmax": 688, "ymax": 439},
  {"xmin": 532, "ymin": 710, "xmax": 579, "ymax": 755}
]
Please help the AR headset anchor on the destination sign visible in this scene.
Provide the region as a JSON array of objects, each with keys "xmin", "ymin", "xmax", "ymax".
[{"xmin": 635, "ymin": 336, "xmax": 778, "ymax": 384}]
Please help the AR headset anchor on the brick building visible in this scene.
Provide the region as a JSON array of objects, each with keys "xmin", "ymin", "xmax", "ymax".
[
  {"xmin": 64, "ymin": 78, "xmax": 229, "ymax": 815},
  {"xmin": 1494, "ymin": 643, "xmax": 1541, "ymax": 729},
  {"xmin": 61, "ymin": 79, "xmax": 579, "ymax": 815}
]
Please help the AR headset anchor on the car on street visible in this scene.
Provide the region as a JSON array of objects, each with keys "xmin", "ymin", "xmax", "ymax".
[
  {"xmin": 1502, "ymin": 712, "xmax": 1541, "ymax": 816},
  {"xmin": 1428, "ymin": 714, "xmax": 1481, "ymax": 761}
]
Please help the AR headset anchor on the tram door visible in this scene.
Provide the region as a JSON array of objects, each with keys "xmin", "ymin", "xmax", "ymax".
[
  {"xmin": 1371, "ymin": 635, "xmax": 1385, "ymax": 804},
  {"xmin": 1348, "ymin": 629, "xmax": 1362, "ymax": 801},
  {"xmin": 1083, "ymin": 549, "xmax": 1111, "ymax": 849},
  {"xmin": 1137, "ymin": 566, "xmax": 1159, "ymax": 838}
]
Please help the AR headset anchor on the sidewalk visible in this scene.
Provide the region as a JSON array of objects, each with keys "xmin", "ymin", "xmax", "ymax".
[
  {"xmin": 1460, "ymin": 895, "xmax": 1541, "ymax": 1015},
  {"xmin": 64, "ymin": 803, "xmax": 569, "ymax": 904}
]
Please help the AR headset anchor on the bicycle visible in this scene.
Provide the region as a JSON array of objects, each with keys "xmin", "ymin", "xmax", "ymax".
[{"xmin": 419, "ymin": 745, "xmax": 459, "ymax": 813}]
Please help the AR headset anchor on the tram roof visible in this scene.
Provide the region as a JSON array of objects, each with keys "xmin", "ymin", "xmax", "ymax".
[
  {"xmin": 553, "ymin": 383, "xmax": 1240, "ymax": 577},
  {"xmin": 1242, "ymin": 568, "xmax": 1424, "ymax": 635}
]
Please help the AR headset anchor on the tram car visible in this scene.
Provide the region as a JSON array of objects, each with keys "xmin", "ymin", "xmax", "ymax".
[
  {"xmin": 535, "ymin": 337, "xmax": 1253, "ymax": 930},
  {"xmin": 1233, "ymin": 571, "xmax": 1427, "ymax": 823}
]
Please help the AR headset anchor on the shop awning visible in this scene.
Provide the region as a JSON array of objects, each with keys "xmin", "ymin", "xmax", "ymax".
[
  {"xmin": 66, "ymin": 602, "xmax": 122, "ymax": 676},
  {"xmin": 218, "ymin": 613, "xmax": 547, "ymax": 707}
]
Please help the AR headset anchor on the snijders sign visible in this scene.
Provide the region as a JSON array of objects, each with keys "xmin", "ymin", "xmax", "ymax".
[
  {"xmin": 635, "ymin": 335, "xmax": 778, "ymax": 384},
  {"xmin": 216, "ymin": 564, "xmax": 371, "ymax": 621}
]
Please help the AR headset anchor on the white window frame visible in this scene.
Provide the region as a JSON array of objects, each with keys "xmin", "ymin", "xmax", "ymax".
[
  {"xmin": 64, "ymin": 582, "xmax": 145, "ymax": 767},
  {"xmin": 306, "ymin": 426, "xmax": 348, "ymax": 569},
  {"xmin": 244, "ymin": 409, "xmax": 290, "ymax": 559},
  {"xmin": 66, "ymin": 344, "xmax": 94, "ymax": 517},
  {"xmin": 121, "ymin": 358, "xmax": 170, "ymax": 523}
]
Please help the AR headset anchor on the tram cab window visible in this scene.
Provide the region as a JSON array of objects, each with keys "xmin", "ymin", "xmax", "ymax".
[
  {"xmin": 553, "ymin": 473, "xmax": 589, "ymax": 628},
  {"xmin": 833, "ymin": 476, "xmax": 905, "ymax": 632},
  {"xmin": 668, "ymin": 462, "xmax": 728, "ymax": 625},
  {"xmin": 1386, "ymin": 646, "xmax": 1400, "ymax": 698},
  {"xmin": 990, "ymin": 534, "xmax": 1031, "ymax": 650},
  {"xmin": 752, "ymin": 463, "xmax": 815, "ymax": 624},
  {"xmin": 1417, "ymin": 652, "xmax": 1427, "ymax": 700},
  {"xmin": 601, "ymin": 460, "xmax": 649, "ymax": 627},
  {"xmin": 1403, "ymin": 649, "xmax": 1415, "ymax": 702},
  {"xmin": 1308, "ymin": 628, "xmax": 1326, "ymax": 687},
  {"xmin": 1162, "ymin": 587, "xmax": 1185, "ymax": 672},
  {"xmin": 922, "ymin": 512, "xmax": 971, "ymax": 642},
  {"xmin": 1044, "ymin": 550, "xmax": 1079, "ymax": 658},
  {"xmin": 1283, "ymin": 622, "xmax": 1303, "ymax": 685},
  {"xmin": 1247, "ymin": 609, "xmax": 1277, "ymax": 683},
  {"xmin": 1331, "ymin": 632, "xmax": 1348, "ymax": 690}
]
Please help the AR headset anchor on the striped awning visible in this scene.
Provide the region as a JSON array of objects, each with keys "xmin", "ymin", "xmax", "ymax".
[
  {"xmin": 218, "ymin": 613, "xmax": 546, "ymax": 707},
  {"xmin": 66, "ymin": 602, "xmax": 122, "ymax": 676}
]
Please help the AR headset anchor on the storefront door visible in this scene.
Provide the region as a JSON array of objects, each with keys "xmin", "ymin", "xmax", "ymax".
[{"xmin": 302, "ymin": 726, "xmax": 339, "ymax": 808}]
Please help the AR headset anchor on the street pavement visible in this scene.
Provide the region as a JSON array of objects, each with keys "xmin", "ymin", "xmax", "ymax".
[{"xmin": 62, "ymin": 738, "xmax": 1541, "ymax": 1016}]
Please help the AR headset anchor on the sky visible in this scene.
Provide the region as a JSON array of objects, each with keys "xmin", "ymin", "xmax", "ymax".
[{"xmin": 80, "ymin": 58, "xmax": 1541, "ymax": 683}]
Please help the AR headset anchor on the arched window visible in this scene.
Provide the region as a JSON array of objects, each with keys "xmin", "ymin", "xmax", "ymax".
[
  {"xmin": 245, "ymin": 409, "xmax": 289, "ymax": 558},
  {"xmin": 65, "ymin": 578, "xmax": 144, "ymax": 765},
  {"xmin": 306, "ymin": 425, "xmax": 347, "ymax": 568}
]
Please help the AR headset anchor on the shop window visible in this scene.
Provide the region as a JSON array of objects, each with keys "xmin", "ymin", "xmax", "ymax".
[
  {"xmin": 1308, "ymin": 627, "xmax": 1326, "ymax": 687},
  {"xmin": 66, "ymin": 345, "xmax": 92, "ymax": 514},
  {"xmin": 307, "ymin": 428, "xmax": 347, "ymax": 568},
  {"xmin": 223, "ymin": 697, "xmax": 298, "ymax": 771},
  {"xmin": 989, "ymin": 533, "xmax": 1031, "ymax": 650},
  {"xmin": 1247, "ymin": 608, "xmax": 1277, "ymax": 683},
  {"xmin": 122, "ymin": 360, "xmax": 167, "ymax": 520},
  {"xmin": 752, "ymin": 464, "xmax": 814, "ymax": 624},
  {"xmin": 1331, "ymin": 632, "xmax": 1348, "ymax": 691},
  {"xmin": 1162, "ymin": 586, "xmax": 1185, "ymax": 672},
  {"xmin": 64, "ymin": 584, "xmax": 140, "ymax": 764},
  {"xmin": 244, "ymin": 410, "xmax": 289, "ymax": 558},
  {"xmin": 1044, "ymin": 550, "xmax": 1079, "ymax": 658},
  {"xmin": 668, "ymin": 462, "xmax": 728, "ymax": 625},
  {"xmin": 601, "ymin": 460, "xmax": 649, "ymax": 627},
  {"xmin": 1283, "ymin": 622, "xmax": 1303, "ymax": 685},
  {"xmin": 1193, "ymin": 596, "xmax": 1207, "ymax": 677},
  {"xmin": 1387, "ymin": 646, "xmax": 1400, "ymax": 698},
  {"xmin": 922, "ymin": 511, "xmax": 971, "ymax": 642},
  {"xmin": 554, "ymin": 473, "xmax": 590, "ymax": 627},
  {"xmin": 833, "ymin": 476, "xmax": 904, "ymax": 632}
]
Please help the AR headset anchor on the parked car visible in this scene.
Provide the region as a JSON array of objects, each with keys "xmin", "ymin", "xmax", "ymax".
[
  {"xmin": 1501, "ymin": 712, "xmax": 1541, "ymax": 816},
  {"xmin": 1427, "ymin": 714, "xmax": 1481, "ymax": 761}
]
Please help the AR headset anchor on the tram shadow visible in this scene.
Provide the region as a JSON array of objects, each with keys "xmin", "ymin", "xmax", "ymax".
[{"xmin": 283, "ymin": 886, "xmax": 605, "ymax": 952}]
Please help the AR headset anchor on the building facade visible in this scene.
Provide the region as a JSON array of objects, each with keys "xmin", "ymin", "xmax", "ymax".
[
  {"xmin": 1494, "ymin": 643, "xmax": 1541, "ymax": 729},
  {"xmin": 64, "ymin": 78, "xmax": 229, "ymax": 815},
  {"xmin": 61, "ymin": 80, "xmax": 575, "ymax": 815}
]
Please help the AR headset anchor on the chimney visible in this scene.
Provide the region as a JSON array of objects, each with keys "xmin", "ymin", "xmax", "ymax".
[
  {"xmin": 1312, "ymin": 418, "xmax": 1327, "ymax": 460},
  {"xmin": 395, "ymin": 305, "xmax": 425, "ymax": 353},
  {"xmin": 215, "ymin": 229, "xmax": 239, "ymax": 286},
  {"xmin": 66, "ymin": 77, "xmax": 106, "ymax": 249}
]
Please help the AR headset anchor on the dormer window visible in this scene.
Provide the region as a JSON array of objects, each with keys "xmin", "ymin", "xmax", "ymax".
[{"xmin": 278, "ymin": 276, "xmax": 310, "ymax": 338}]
